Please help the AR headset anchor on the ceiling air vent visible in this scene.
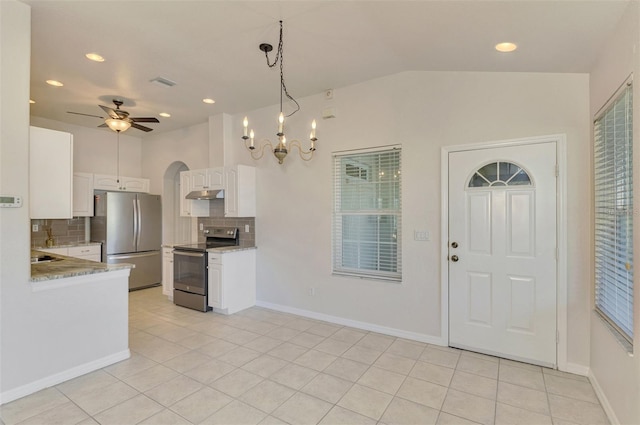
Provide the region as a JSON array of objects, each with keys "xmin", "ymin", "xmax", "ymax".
[{"xmin": 149, "ymin": 77, "xmax": 177, "ymax": 87}]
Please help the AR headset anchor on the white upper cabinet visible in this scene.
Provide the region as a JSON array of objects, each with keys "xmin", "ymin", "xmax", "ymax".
[
  {"xmin": 93, "ymin": 174, "xmax": 150, "ymax": 193},
  {"xmin": 190, "ymin": 168, "xmax": 224, "ymax": 191},
  {"xmin": 73, "ymin": 172, "xmax": 94, "ymax": 217},
  {"xmin": 179, "ymin": 170, "xmax": 209, "ymax": 217},
  {"xmin": 224, "ymin": 165, "xmax": 256, "ymax": 217},
  {"xmin": 30, "ymin": 126, "xmax": 73, "ymax": 219},
  {"xmin": 179, "ymin": 166, "xmax": 256, "ymax": 218}
]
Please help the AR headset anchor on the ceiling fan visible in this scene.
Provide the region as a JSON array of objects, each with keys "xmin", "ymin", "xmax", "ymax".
[{"xmin": 67, "ymin": 99, "xmax": 159, "ymax": 132}]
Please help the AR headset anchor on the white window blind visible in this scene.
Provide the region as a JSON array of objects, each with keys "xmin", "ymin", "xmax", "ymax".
[
  {"xmin": 594, "ymin": 81, "xmax": 634, "ymax": 342},
  {"xmin": 333, "ymin": 147, "xmax": 402, "ymax": 281}
]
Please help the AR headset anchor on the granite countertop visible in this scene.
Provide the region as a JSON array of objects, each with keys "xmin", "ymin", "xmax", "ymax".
[
  {"xmin": 30, "ymin": 250, "xmax": 133, "ymax": 282},
  {"xmin": 32, "ymin": 241, "xmax": 102, "ymax": 250},
  {"xmin": 207, "ymin": 246, "xmax": 257, "ymax": 253}
]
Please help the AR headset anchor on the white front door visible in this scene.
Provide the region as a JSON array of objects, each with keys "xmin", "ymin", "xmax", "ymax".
[{"xmin": 448, "ymin": 142, "xmax": 557, "ymax": 367}]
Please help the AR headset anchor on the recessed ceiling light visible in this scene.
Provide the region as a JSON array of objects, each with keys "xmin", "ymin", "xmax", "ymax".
[
  {"xmin": 202, "ymin": 98, "xmax": 215, "ymax": 104},
  {"xmin": 46, "ymin": 79, "xmax": 64, "ymax": 87},
  {"xmin": 85, "ymin": 52, "xmax": 105, "ymax": 62},
  {"xmin": 29, "ymin": 99, "xmax": 35, "ymax": 104},
  {"xmin": 159, "ymin": 112, "xmax": 171, "ymax": 118},
  {"xmin": 495, "ymin": 42, "xmax": 517, "ymax": 53}
]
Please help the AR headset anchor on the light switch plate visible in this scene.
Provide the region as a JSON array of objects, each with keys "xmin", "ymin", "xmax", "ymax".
[{"xmin": 414, "ymin": 230, "xmax": 430, "ymax": 241}]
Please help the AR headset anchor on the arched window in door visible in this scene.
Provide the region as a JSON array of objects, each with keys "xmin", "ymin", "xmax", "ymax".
[{"xmin": 468, "ymin": 161, "xmax": 532, "ymax": 188}]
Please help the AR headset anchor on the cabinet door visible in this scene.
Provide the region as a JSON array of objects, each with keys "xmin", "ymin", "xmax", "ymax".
[
  {"xmin": 179, "ymin": 171, "xmax": 192, "ymax": 217},
  {"xmin": 162, "ymin": 248, "xmax": 174, "ymax": 297},
  {"xmin": 121, "ymin": 177, "xmax": 150, "ymax": 193},
  {"xmin": 190, "ymin": 169, "xmax": 210, "ymax": 190},
  {"xmin": 224, "ymin": 165, "xmax": 256, "ymax": 217},
  {"xmin": 93, "ymin": 174, "xmax": 122, "ymax": 191},
  {"xmin": 30, "ymin": 127, "xmax": 73, "ymax": 219},
  {"xmin": 208, "ymin": 263, "xmax": 223, "ymax": 308},
  {"xmin": 224, "ymin": 167, "xmax": 238, "ymax": 217},
  {"xmin": 73, "ymin": 172, "xmax": 94, "ymax": 216},
  {"xmin": 208, "ymin": 168, "xmax": 225, "ymax": 189}
]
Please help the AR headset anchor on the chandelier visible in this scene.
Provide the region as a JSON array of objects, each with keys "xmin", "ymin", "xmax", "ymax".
[{"xmin": 242, "ymin": 20, "xmax": 317, "ymax": 164}]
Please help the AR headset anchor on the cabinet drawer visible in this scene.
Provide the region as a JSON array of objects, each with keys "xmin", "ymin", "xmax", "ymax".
[
  {"xmin": 208, "ymin": 254, "xmax": 222, "ymax": 264},
  {"xmin": 39, "ymin": 247, "xmax": 68, "ymax": 255},
  {"xmin": 68, "ymin": 245, "xmax": 101, "ymax": 257}
]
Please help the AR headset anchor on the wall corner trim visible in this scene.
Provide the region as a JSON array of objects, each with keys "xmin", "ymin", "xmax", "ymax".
[{"xmin": 588, "ymin": 368, "xmax": 621, "ymax": 425}]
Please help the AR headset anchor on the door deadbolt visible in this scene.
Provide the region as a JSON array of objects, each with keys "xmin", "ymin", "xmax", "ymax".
[
  {"xmin": 451, "ymin": 255, "xmax": 459, "ymax": 262},
  {"xmin": 451, "ymin": 242, "xmax": 459, "ymax": 248}
]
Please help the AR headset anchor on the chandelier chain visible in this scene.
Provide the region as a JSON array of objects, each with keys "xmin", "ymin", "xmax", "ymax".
[{"xmin": 263, "ymin": 20, "xmax": 300, "ymax": 118}]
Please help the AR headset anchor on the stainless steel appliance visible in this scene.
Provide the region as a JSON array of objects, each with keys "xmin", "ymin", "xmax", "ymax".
[
  {"xmin": 91, "ymin": 190, "xmax": 162, "ymax": 290},
  {"xmin": 173, "ymin": 227, "xmax": 238, "ymax": 312}
]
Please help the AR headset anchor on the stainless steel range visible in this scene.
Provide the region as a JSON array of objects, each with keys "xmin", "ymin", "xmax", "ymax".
[{"xmin": 173, "ymin": 226, "xmax": 239, "ymax": 312}]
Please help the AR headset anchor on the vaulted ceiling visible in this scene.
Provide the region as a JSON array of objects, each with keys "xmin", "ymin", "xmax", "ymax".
[{"xmin": 24, "ymin": 1, "xmax": 630, "ymax": 136}]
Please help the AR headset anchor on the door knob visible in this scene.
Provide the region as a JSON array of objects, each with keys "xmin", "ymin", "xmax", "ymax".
[
  {"xmin": 451, "ymin": 242, "xmax": 459, "ymax": 248},
  {"xmin": 451, "ymin": 255, "xmax": 459, "ymax": 262}
]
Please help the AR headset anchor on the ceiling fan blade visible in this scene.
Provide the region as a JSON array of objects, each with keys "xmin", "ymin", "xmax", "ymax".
[
  {"xmin": 67, "ymin": 111, "xmax": 103, "ymax": 119},
  {"xmin": 99, "ymin": 105, "xmax": 120, "ymax": 119},
  {"xmin": 130, "ymin": 117, "xmax": 159, "ymax": 123},
  {"xmin": 131, "ymin": 123, "xmax": 153, "ymax": 132},
  {"xmin": 97, "ymin": 123, "xmax": 108, "ymax": 128}
]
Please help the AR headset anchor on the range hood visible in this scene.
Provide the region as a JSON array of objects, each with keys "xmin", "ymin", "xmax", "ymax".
[{"xmin": 185, "ymin": 189, "xmax": 224, "ymax": 200}]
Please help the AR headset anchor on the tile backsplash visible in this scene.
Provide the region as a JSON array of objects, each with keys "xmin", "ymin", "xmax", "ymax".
[
  {"xmin": 197, "ymin": 199, "xmax": 256, "ymax": 247},
  {"xmin": 31, "ymin": 217, "xmax": 87, "ymax": 248}
]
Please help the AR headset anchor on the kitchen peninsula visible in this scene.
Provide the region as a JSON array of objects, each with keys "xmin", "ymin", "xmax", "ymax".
[{"xmin": 8, "ymin": 252, "xmax": 134, "ymax": 403}]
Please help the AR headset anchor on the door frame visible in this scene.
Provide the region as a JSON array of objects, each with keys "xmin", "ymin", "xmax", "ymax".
[{"xmin": 440, "ymin": 134, "xmax": 568, "ymax": 371}]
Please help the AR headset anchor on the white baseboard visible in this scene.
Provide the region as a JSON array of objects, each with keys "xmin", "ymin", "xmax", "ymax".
[
  {"xmin": 256, "ymin": 300, "xmax": 446, "ymax": 346},
  {"xmin": 563, "ymin": 361, "xmax": 590, "ymax": 376},
  {"xmin": 588, "ymin": 369, "xmax": 620, "ymax": 425},
  {"xmin": 0, "ymin": 349, "xmax": 130, "ymax": 405}
]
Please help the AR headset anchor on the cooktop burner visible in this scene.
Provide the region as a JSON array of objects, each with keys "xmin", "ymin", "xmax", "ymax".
[{"xmin": 173, "ymin": 226, "xmax": 239, "ymax": 252}]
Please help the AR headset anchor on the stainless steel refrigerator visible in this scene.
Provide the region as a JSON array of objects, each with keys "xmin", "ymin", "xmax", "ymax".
[{"xmin": 91, "ymin": 190, "xmax": 162, "ymax": 290}]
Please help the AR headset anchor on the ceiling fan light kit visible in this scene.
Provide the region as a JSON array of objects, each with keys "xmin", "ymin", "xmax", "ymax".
[
  {"xmin": 68, "ymin": 99, "xmax": 161, "ymax": 133},
  {"xmin": 105, "ymin": 118, "xmax": 131, "ymax": 132},
  {"xmin": 241, "ymin": 20, "xmax": 317, "ymax": 165}
]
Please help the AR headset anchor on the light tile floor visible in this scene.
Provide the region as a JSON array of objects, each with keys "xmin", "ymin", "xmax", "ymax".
[{"xmin": 0, "ymin": 287, "xmax": 610, "ymax": 425}]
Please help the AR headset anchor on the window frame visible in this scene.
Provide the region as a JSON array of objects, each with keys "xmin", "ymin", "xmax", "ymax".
[
  {"xmin": 593, "ymin": 76, "xmax": 634, "ymax": 346},
  {"xmin": 332, "ymin": 145, "xmax": 402, "ymax": 282}
]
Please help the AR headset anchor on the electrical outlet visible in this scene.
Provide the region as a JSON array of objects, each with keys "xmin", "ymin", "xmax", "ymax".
[
  {"xmin": 199, "ymin": 223, "xmax": 203, "ymax": 231},
  {"xmin": 245, "ymin": 224, "xmax": 250, "ymax": 233},
  {"xmin": 32, "ymin": 224, "xmax": 39, "ymax": 232}
]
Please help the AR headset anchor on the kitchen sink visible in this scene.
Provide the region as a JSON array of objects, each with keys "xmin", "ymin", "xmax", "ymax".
[{"xmin": 31, "ymin": 255, "xmax": 63, "ymax": 264}]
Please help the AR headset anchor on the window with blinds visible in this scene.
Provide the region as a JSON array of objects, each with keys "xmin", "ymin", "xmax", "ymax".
[
  {"xmin": 333, "ymin": 146, "xmax": 402, "ymax": 281},
  {"xmin": 594, "ymin": 80, "xmax": 634, "ymax": 343}
]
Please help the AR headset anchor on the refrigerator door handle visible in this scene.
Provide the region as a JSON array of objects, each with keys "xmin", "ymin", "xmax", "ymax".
[
  {"xmin": 132, "ymin": 198, "xmax": 138, "ymax": 249},
  {"xmin": 136, "ymin": 198, "xmax": 142, "ymax": 250}
]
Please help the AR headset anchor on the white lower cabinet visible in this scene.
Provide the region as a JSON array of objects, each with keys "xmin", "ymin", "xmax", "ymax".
[
  {"xmin": 39, "ymin": 244, "xmax": 101, "ymax": 262},
  {"xmin": 207, "ymin": 249, "xmax": 256, "ymax": 314},
  {"xmin": 162, "ymin": 247, "xmax": 174, "ymax": 298}
]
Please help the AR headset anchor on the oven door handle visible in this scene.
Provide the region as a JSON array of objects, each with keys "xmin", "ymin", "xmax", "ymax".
[{"xmin": 174, "ymin": 251, "xmax": 206, "ymax": 258}]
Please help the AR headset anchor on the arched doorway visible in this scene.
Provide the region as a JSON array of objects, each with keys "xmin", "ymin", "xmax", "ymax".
[{"xmin": 163, "ymin": 161, "xmax": 191, "ymax": 245}]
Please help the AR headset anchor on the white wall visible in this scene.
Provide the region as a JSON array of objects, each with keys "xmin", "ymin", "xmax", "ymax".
[
  {"xmin": 588, "ymin": 3, "xmax": 640, "ymax": 424},
  {"xmin": 1, "ymin": 0, "xmax": 34, "ymax": 397},
  {"xmin": 141, "ymin": 121, "xmax": 209, "ymax": 195},
  {"xmin": 225, "ymin": 70, "xmax": 591, "ymax": 366},
  {"xmin": 29, "ymin": 116, "xmax": 142, "ymax": 177},
  {"xmin": 1, "ymin": 3, "xmax": 130, "ymax": 403}
]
